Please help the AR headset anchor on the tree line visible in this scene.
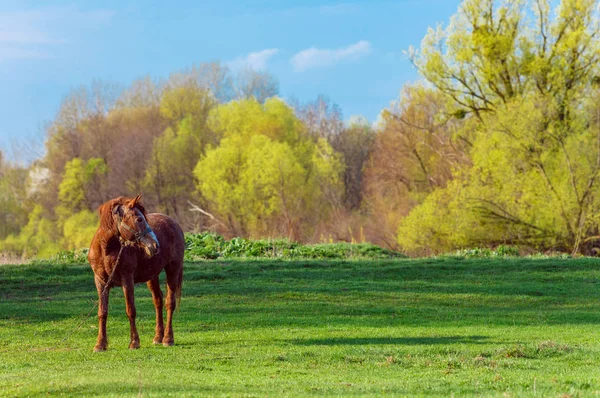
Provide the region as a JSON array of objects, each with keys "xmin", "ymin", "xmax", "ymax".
[{"xmin": 2, "ymin": 0, "xmax": 600, "ymax": 257}]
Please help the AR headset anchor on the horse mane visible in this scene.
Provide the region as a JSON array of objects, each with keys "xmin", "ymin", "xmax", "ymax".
[{"xmin": 98, "ymin": 196, "xmax": 148, "ymax": 233}]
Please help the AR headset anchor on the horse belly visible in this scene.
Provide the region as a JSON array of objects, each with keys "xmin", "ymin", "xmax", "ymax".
[{"xmin": 134, "ymin": 264, "xmax": 163, "ymax": 284}]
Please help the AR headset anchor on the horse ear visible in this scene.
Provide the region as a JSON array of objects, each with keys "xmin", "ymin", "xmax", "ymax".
[
  {"xmin": 129, "ymin": 194, "xmax": 142, "ymax": 207},
  {"xmin": 112, "ymin": 204, "xmax": 123, "ymax": 217},
  {"xmin": 126, "ymin": 195, "xmax": 142, "ymax": 209}
]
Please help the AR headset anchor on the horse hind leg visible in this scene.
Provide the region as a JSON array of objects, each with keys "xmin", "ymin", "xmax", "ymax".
[
  {"xmin": 163, "ymin": 261, "xmax": 183, "ymax": 347},
  {"xmin": 147, "ymin": 276, "xmax": 164, "ymax": 345}
]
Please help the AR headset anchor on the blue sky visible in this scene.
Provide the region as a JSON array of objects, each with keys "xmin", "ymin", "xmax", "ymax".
[{"xmin": 0, "ymin": 0, "xmax": 460, "ymax": 157}]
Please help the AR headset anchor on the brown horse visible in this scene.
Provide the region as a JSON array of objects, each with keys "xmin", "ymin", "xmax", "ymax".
[{"xmin": 88, "ymin": 195, "xmax": 184, "ymax": 352}]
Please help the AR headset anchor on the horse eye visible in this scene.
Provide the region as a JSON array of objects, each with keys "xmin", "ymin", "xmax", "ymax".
[{"xmin": 136, "ymin": 217, "xmax": 143, "ymax": 223}]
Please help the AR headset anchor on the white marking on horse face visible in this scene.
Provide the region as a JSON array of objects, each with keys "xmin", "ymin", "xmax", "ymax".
[
  {"xmin": 148, "ymin": 230, "xmax": 159, "ymax": 246},
  {"xmin": 140, "ymin": 229, "xmax": 160, "ymax": 257}
]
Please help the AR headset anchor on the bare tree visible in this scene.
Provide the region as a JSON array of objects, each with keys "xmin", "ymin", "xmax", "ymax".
[
  {"xmin": 293, "ymin": 95, "xmax": 344, "ymax": 139},
  {"xmin": 167, "ymin": 61, "xmax": 235, "ymax": 103},
  {"xmin": 117, "ymin": 76, "xmax": 163, "ymax": 108},
  {"xmin": 234, "ymin": 67, "xmax": 279, "ymax": 103},
  {"xmin": 197, "ymin": 61, "xmax": 235, "ymax": 103},
  {"xmin": 331, "ymin": 121, "xmax": 376, "ymax": 210}
]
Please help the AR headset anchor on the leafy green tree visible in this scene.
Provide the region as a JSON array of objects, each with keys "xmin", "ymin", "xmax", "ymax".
[
  {"xmin": 62, "ymin": 210, "xmax": 99, "ymax": 250},
  {"xmin": 0, "ymin": 205, "xmax": 61, "ymax": 258},
  {"xmin": 56, "ymin": 157, "xmax": 107, "ymax": 223},
  {"xmin": 357, "ymin": 85, "xmax": 467, "ymax": 249},
  {"xmin": 242, "ymin": 135, "xmax": 308, "ymax": 237},
  {"xmin": 194, "ymin": 135, "xmax": 248, "ymax": 236},
  {"xmin": 57, "ymin": 158, "xmax": 87, "ymax": 212},
  {"xmin": 208, "ymin": 97, "xmax": 305, "ymax": 145},
  {"xmin": 160, "ymin": 85, "xmax": 215, "ymax": 124},
  {"xmin": 310, "ymin": 137, "xmax": 346, "ymax": 218},
  {"xmin": 0, "ymin": 157, "xmax": 103, "ymax": 255},
  {"xmin": 410, "ymin": 0, "xmax": 600, "ymax": 120},
  {"xmin": 145, "ymin": 118, "xmax": 206, "ymax": 215},
  {"xmin": 144, "ymin": 85, "xmax": 216, "ymax": 217},
  {"xmin": 401, "ymin": 0, "xmax": 600, "ymax": 254},
  {"xmin": 0, "ymin": 157, "xmax": 28, "ymax": 240},
  {"xmin": 194, "ymin": 98, "xmax": 343, "ymax": 240}
]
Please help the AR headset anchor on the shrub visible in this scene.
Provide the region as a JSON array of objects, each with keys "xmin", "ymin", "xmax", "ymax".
[
  {"xmin": 184, "ymin": 232, "xmax": 405, "ymax": 260},
  {"xmin": 31, "ymin": 248, "xmax": 90, "ymax": 265},
  {"xmin": 442, "ymin": 245, "xmax": 521, "ymax": 259}
]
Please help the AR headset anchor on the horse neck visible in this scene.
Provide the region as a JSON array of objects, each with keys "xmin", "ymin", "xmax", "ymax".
[{"xmin": 99, "ymin": 226, "xmax": 120, "ymax": 248}]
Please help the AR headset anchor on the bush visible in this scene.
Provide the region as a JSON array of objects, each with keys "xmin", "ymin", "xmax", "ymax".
[
  {"xmin": 442, "ymin": 245, "xmax": 520, "ymax": 259},
  {"xmin": 184, "ymin": 232, "xmax": 405, "ymax": 260},
  {"xmin": 184, "ymin": 232, "xmax": 225, "ymax": 259},
  {"xmin": 32, "ymin": 248, "xmax": 90, "ymax": 265}
]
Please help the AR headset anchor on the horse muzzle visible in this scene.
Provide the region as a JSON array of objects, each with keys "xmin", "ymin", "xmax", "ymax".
[{"xmin": 139, "ymin": 230, "xmax": 160, "ymax": 257}]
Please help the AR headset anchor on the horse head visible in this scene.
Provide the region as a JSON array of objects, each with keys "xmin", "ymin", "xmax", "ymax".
[{"xmin": 111, "ymin": 195, "xmax": 160, "ymax": 257}]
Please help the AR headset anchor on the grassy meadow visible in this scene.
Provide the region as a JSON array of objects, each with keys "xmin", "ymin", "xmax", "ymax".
[{"xmin": 1, "ymin": 257, "xmax": 600, "ymax": 396}]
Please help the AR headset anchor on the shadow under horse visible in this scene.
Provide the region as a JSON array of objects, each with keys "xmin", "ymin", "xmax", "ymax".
[{"xmin": 88, "ymin": 195, "xmax": 184, "ymax": 352}]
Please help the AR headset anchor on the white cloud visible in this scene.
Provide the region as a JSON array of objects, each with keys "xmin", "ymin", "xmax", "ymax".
[
  {"xmin": 228, "ymin": 48, "xmax": 279, "ymax": 71},
  {"xmin": 291, "ymin": 40, "xmax": 371, "ymax": 72},
  {"xmin": 0, "ymin": 7, "xmax": 114, "ymax": 62}
]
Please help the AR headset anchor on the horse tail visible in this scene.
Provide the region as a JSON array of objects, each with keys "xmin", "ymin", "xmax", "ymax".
[{"xmin": 175, "ymin": 267, "xmax": 183, "ymax": 312}]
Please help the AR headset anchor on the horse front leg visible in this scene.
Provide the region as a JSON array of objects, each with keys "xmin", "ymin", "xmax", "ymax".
[
  {"xmin": 122, "ymin": 277, "xmax": 140, "ymax": 349},
  {"xmin": 94, "ymin": 275, "xmax": 110, "ymax": 352}
]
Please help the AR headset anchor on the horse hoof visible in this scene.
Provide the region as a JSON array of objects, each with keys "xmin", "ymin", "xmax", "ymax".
[
  {"xmin": 94, "ymin": 345, "xmax": 107, "ymax": 352},
  {"xmin": 162, "ymin": 339, "xmax": 174, "ymax": 347},
  {"xmin": 129, "ymin": 342, "xmax": 140, "ymax": 350},
  {"xmin": 153, "ymin": 338, "xmax": 162, "ymax": 345}
]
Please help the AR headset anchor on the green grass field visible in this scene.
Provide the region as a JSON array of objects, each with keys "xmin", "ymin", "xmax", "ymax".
[{"xmin": 1, "ymin": 257, "xmax": 600, "ymax": 397}]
